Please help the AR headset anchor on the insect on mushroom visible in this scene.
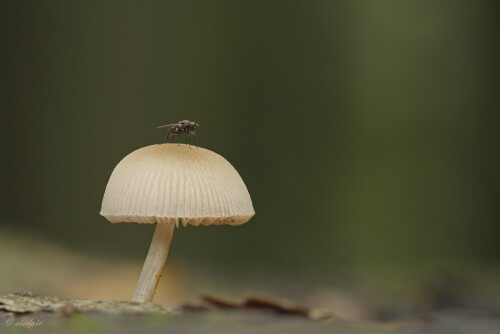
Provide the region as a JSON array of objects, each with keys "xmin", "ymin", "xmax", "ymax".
[
  {"xmin": 100, "ymin": 144, "xmax": 255, "ymax": 303},
  {"xmin": 156, "ymin": 120, "xmax": 199, "ymax": 147}
]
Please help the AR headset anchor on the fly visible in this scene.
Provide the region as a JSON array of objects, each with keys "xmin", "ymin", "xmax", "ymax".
[{"xmin": 156, "ymin": 120, "xmax": 199, "ymax": 147}]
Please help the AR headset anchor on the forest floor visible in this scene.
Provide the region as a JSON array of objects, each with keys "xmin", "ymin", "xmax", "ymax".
[
  {"xmin": 1, "ymin": 292, "xmax": 500, "ymax": 334},
  {"xmin": 2, "ymin": 227, "xmax": 500, "ymax": 333}
]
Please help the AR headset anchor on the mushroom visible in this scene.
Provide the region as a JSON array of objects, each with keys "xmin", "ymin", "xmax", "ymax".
[{"xmin": 100, "ymin": 144, "xmax": 254, "ymax": 302}]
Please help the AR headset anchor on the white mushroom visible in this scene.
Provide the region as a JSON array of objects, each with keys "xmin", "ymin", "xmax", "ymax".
[{"xmin": 100, "ymin": 144, "xmax": 254, "ymax": 302}]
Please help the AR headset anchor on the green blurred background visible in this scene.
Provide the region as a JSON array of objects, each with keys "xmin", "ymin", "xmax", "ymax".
[{"xmin": 1, "ymin": 0, "xmax": 499, "ymax": 312}]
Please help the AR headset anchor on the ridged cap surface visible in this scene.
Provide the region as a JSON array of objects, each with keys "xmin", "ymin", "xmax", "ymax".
[{"xmin": 100, "ymin": 144, "xmax": 254, "ymax": 227}]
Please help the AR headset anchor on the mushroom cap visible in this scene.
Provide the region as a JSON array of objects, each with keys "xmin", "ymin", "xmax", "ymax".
[{"xmin": 100, "ymin": 144, "xmax": 254, "ymax": 227}]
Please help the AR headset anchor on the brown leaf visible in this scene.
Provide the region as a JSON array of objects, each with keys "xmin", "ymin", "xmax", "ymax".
[
  {"xmin": 202, "ymin": 295, "xmax": 240, "ymax": 309},
  {"xmin": 242, "ymin": 294, "xmax": 310, "ymax": 317},
  {"xmin": 202, "ymin": 293, "xmax": 335, "ymax": 320}
]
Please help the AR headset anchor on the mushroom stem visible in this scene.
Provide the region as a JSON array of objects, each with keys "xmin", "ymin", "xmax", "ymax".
[{"xmin": 132, "ymin": 222, "xmax": 175, "ymax": 302}]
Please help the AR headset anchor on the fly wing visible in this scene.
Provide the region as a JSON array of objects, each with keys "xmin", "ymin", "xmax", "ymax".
[{"xmin": 156, "ymin": 123, "xmax": 177, "ymax": 129}]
